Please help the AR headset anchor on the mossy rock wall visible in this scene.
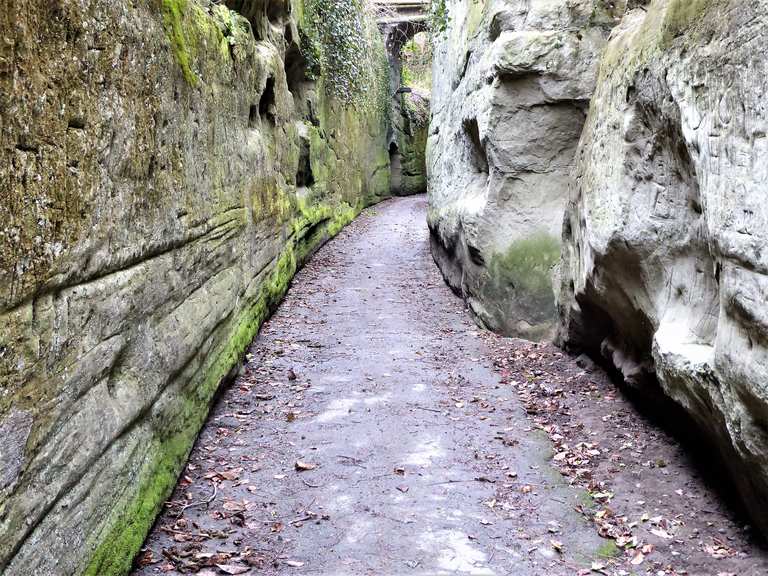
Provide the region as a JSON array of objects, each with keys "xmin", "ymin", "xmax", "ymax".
[
  {"xmin": 397, "ymin": 93, "xmax": 430, "ymax": 196},
  {"xmin": 0, "ymin": 0, "xmax": 390, "ymax": 573}
]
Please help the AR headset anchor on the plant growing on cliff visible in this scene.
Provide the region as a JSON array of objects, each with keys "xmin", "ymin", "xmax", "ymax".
[
  {"xmin": 428, "ymin": 0, "xmax": 449, "ymax": 35},
  {"xmin": 401, "ymin": 33, "xmax": 432, "ymax": 92},
  {"xmin": 302, "ymin": 0, "xmax": 389, "ymax": 111}
]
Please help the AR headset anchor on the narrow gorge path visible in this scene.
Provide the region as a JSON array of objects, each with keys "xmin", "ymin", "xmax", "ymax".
[{"xmin": 135, "ymin": 196, "xmax": 768, "ymax": 576}]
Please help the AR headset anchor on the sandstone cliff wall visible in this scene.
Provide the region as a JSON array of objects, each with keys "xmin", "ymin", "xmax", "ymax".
[
  {"xmin": 0, "ymin": 0, "xmax": 390, "ymax": 573},
  {"xmin": 382, "ymin": 19, "xmax": 429, "ymax": 197},
  {"xmin": 557, "ymin": 0, "xmax": 768, "ymax": 534},
  {"xmin": 395, "ymin": 93, "xmax": 429, "ymax": 196},
  {"xmin": 427, "ymin": 0, "xmax": 624, "ymax": 339}
]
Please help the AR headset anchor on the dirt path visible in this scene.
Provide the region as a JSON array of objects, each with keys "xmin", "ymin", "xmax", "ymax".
[{"xmin": 134, "ymin": 196, "xmax": 768, "ymax": 576}]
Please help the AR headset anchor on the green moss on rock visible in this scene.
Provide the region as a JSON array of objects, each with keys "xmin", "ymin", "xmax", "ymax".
[
  {"xmin": 0, "ymin": 0, "xmax": 390, "ymax": 571},
  {"xmin": 300, "ymin": 0, "xmax": 390, "ymax": 112},
  {"xmin": 161, "ymin": 0, "xmax": 199, "ymax": 85},
  {"xmin": 160, "ymin": 0, "xmax": 245, "ymax": 86},
  {"xmin": 596, "ymin": 539, "xmax": 621, "ymax": 559},
  {"xmin": 82, "ymin": 194, "xmax": 358, "ymax": 575},
  {"xmin": 661, "ymin": 0, "xmax": 712, "ymax": 44},
  {"xmin": 483, "ymin": 232, "xmax": 561, "ymax": 330}
]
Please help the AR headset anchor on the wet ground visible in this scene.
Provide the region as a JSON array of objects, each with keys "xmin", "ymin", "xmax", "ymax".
[{"xmin": 134, "ymin": 196, "xmax": 768, "ymax": 576}]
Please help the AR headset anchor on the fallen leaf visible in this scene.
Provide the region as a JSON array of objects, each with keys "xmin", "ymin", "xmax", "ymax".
[
  {"xmin": 219, "ymin": 468, "xmax": 243, "ymax": 481},
  {"xmin": 136, "ymin": 550, "xmax": 156, "ymax": 567},
  {"xmin": 223, "ymin": 500, "xmax": 246, "ymax": 512},
  {"xmin": 216, "ymin": 564, "xmax": 250, "ymax": 575}
]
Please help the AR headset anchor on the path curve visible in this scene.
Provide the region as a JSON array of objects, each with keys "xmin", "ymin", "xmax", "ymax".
[{"xmin": 134, "ymin": 196, "xmax": 604, "ymax": 575}]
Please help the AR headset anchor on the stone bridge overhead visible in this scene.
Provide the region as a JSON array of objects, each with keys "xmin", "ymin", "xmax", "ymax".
[
  {"xmin": 375, "ymin": 0, "xmax": 428, "ymax": 55},
  {"xmin": 375, "ymin": 0, "xmax": 429, "ymax": 26},
  {"xmin": 374, "ymin": 0, "xmax": 430, "ymax": 196}
]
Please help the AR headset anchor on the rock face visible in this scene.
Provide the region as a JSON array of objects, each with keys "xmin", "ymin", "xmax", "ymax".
[
  {"xmin": 427, "ymin": 0, "xmax": 624, "ymax": 339},
  {"xmin": 391, "ymin": 85, "xmax": 429, "ymax": 196},
  {"xmin": 557, "ymin": 0, "xmax": 768, "ymax": 534},
  {"xmin": 381, "ymin": 11, "xmax": 430, "ymax": 196},
  {"xmin": 0, "ymin": 0, "xmax": 390, "ymax": 573},
  {"xmin": 395, "ymin": 93, "xmax": 429, "ymax": 195}
]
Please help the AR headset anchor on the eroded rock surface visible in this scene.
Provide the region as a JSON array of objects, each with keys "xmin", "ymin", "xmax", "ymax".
[
  {"xmin": 394, "ymin": 92, "xmax": 430, "ymax": 196},
  {"xmin": 0, "ymin": 0, "xmax": 390, "ymax": 573},
  {"xmin": 427, "ymin": 0, "xmax": 626, "ymax": 339},
  {"xmin": 380, "ymin": 8, "xmax": 430, "ymax": 196},
  {"xmin": 557, "ymin": 0, "xmax": 768, "ymax": 535}
]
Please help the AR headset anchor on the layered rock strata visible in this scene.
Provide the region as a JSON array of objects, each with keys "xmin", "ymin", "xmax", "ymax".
[{"xmin": 0, "ymin": 0, "xmax": 390, "ymax": 573}]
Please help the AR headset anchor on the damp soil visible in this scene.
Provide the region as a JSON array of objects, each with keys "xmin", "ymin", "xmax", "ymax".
[{"xmin": 133, "ymin": 196, "xmax": 768, "ymax": 576}]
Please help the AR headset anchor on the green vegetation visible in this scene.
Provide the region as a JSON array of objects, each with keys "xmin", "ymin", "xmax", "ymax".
[
  {"xmin": 301, "ymin": 0, "xmax": 390, "ymax": 110},
  {"xmin": 401, "ymin": 33, "xmax": 432, "ymax": 94},
  {"xmin": 579, "ymin": 490, "xmax": 596, "ymax": 509},
  {"xmin": 160, "ymin": 0, "xmax": 251, "ymax": 86},
  {"xmin": 400, "ymin": 29, "xmax": 432, "ymax": 195},
  {"xmin": 82, "ymin": 192, "xmax": 360, "ymax": 576},
  {"xmin": 661, "ymin": 0, "xmax": 712, "ymax": 45},
  {"xmin": 601, "ymin": 0, "xmax": 717, "ymax": 76},
  {"xmin": 161, "ymin": 0, "xmax": 198, "ymax": 85},
  {"xmin": 77, "ymin": 3, "xmax": 391, "ymax": 574},
  {"xmin": 428, "ymin": 0, "xmax": 449, "ymax": 35},
  {"xmin": 485, "ymin": 232, "xmax": 561, "ymax": 321},
  {"xmin": 478, "ymin": 232, "xmax": 560, "ymax": 338}
]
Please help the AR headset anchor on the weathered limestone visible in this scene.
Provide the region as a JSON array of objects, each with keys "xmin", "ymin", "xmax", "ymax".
[
  {"xmin": 557, "ymin": 0, "xmax": 768, "ymax": 535},
  {"xmin": 427, "ymin": 0, "xmax": 625, "ymax": 338},
  {"xmin": 0, "ymin": 0, "xmax": 390, "ymax": 573}
]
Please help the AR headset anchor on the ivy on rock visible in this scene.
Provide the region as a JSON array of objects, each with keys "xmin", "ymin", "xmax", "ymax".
[{"xmin": 301, "ymin": 0, "xmax": 389, "ymax": 111}]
